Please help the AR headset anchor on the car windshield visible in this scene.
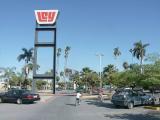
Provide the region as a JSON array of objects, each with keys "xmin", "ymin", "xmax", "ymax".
[{"xmin": 115, "ymin": 89, "xmax": 131, "ymax": 95}]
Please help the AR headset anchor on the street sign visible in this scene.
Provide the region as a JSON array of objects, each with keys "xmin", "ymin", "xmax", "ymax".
[{"xmin": 35, "ymin": 10, "xmax": 58, "ymax": 25}]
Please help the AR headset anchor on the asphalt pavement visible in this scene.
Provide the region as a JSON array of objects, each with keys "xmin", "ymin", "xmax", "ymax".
[{"xmin": 0, "ymin": 94, "xmax": 160, "ymax": 120}]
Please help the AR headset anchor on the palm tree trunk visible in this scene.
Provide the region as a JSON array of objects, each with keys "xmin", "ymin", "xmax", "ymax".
[
  {"xmin": 57, "ymin": 57, "xmax": 60, "ymax": 76},
  {"xmin": 140, "ymin": 57, "xmax": 143, "ymax": 74},
  {"xmin": 90, "ymin": 86, "xmax": 92, "ymax": 95},
  {"xmin": 64, "ymin": 58, "xmax": 67, "ymax": 90},
  {"xmin": 24, "ymin": 62, "xmax": 28, "ymax": 89},
  {"xmin": 85, "ymin": 81, "xmax": 88, "ymax": 93}
]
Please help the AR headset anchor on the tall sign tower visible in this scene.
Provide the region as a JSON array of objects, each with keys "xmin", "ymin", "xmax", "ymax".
[{"xmin": 33, "ymin": 10, "xmax": 58, "ymax": 94}]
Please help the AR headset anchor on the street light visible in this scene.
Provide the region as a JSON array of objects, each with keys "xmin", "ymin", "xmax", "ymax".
[{"xmin": 96, "ymin": 53, "xmax": 104, "ymax": 88}]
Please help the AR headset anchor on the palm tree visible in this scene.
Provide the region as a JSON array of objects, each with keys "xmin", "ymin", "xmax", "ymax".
[
  {"xmin": 123, "ymin": 62, "xmax": 129, "ymax": 70},
  {"xmin": 64, "ymin": 46, "xmax": 71, "ymax": 89},
  {"xmin": 17, "ymin": 48, "xmax": 33, "ymax": 64},
  {"xmin": 103, "ymin": 64, "xmax": 117, "ymax": 91},
  {"xmin": 113, "ymin": 47, "xmax": 121, "ymax": 59},
  {"xmin": 131, "ymin": 40, "xmax": 149, "ymax": 74},
  {"xmin": 22, "ymin": 63, "xmax": 39, "ymax": 77},
  {"xmin": 129, "ymin": 49, "xmax": 134, "ymax": 63},
  {"xmin": 64, "ymin": 46, "xmax": 71, "ymax": 71},
  {"xmin": 81, "ymin": 67, "xmax": 92, "ymax": 92},
  {"xmin": 60, "ymin": 71, "xmax": 64, "ymax": 78},
  {"xmin": 81, "ymin": 67, "xmax": 99, "ymax": 94},
  {"xmin": 17, "ymin": 48, "xmax": 33, "ymax": 88},
  {"xmin": 113, "ymin": 47, "xmax": 121, "ymax": 69},
  {"xmin": 60, "ymin": 71, "xmax": 65, "ymax": 89},
  {"xmin": 56, "ymin": 48, "xmax": 62, "ymax": 76},
  {"xmin": 103, "ymin": 64, "xmax": 117, "ymax": 76}
]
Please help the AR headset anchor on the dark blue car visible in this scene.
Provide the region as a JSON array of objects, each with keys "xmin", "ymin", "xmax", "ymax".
[
  {"xmin": 0, "ymin": 89, "xmax": 40, "ymax": 104},
  {"xmin": 111, "ymin": 88, "xmax": 155, "ymax": 109}
]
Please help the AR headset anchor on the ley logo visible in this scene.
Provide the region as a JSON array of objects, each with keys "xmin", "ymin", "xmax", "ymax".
[{"xmin": 35, "ymin": 10, "xmax": 58, "ymax": 25}]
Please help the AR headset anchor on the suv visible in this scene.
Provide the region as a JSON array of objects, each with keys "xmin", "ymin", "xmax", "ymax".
[{"xmin": 111, "ymin": 88, "xmax": 155, "ymax": 109}]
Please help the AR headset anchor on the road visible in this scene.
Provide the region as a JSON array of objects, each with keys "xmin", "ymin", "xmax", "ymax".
[{"xmin": 0, "ymin": 94, "xmax": 160, "ymax": 120}]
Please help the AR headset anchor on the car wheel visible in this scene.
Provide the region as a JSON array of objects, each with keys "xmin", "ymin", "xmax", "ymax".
[
  {"xmin": 127, "ymin": 102, "xmax": 134, "ymax": 109},
  {"xmin": 0, "ymin": 98, "xmax": 3, "ymax": 103},
  {"xmin": 151, "ymin": 100, "xmax": 155, "ymax": 105},
  {"xmin": 17, "ymin": 98, "xmax": 22, "ymax": 104}
]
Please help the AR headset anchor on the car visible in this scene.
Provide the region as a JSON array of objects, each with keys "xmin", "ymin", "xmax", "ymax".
[
  {"xmin": 0, "ymin": 89, "xmax": 40, "ymax": 104},
  {"xmin": 111, "ymin": 88, "xmax": 155, "ymax": 109}
]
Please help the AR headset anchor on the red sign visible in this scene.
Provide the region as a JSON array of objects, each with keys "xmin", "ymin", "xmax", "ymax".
[{"xmin": 35, "ymin": 10, "xmax": 58, "ymax": 25}]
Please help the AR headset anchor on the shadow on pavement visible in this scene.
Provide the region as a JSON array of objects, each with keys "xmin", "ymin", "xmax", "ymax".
[
  {"xmin": 104, "ymin": 112, "xmax": 160, "ymax": 120},
  {"xmin": 65, "ymin": 103, "xmax": 76, "ymax": 107},
  {"xmin": 0, "ymin": 102, "xmax": 37, "ymax": 105},
  {"xmin": 85, "ymin": 100, "xmax": 121, "ymax": 109}
]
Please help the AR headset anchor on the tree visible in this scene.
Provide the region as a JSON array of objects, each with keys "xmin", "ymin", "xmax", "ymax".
[
  {"xmin": 17, "ymin": 48, "xmax": 33, "ymax": 64},
  {"xmin": 111, "ymin": 70, "xmax": 139, "ymax": 88},
  {"xmin": 56, "ymin": 76, "xmax": 60, "ymax": 83},
  {"xmin": 70, "ymin": 72, "xmax": 82, "ymax": 86},
  {"xmin": 64, "ymin": 46, "xmax": 71, "ymax": 89},
  {"xmin": 123, "ymin": 62, "xmax": 129, "ymax": 70},
  {"xmin": 65, "ymin": 68, "xmax": 72, "ymax": 78},
  {"xmin": 103, "ymin": 64, "xmax": 117, "ymax": 76},
  {"xmin": 9, "ymin": 74, "xmax": 23, "ymax": 87},
  {"xmin": 81, "ymin": 67, "xmax": 92, "ymax": 92},
  {"xmin": 113, "ymin": 47, "xmax": 121, "ymax": 59},
  {"xmin": 129, "ymin": 49, "xmax": 134, "ymax": 63},
  {"xmin": 131, "ymin": 40, "xmax": 149, "ymax": 74},
  {"xmin": 56, "ymin": 48, "xmax": 62, "ymax": 76},
  {"xmin": 22, "ymin": 63, "xmax": 33, "ymax": 76},
  {"xmin": 113, "ymin": 47, "xmax": 121, "ymax": 69},
  {"xmin": 16, "ymin": 72, "xmax": 25, "ymax": 87},
  {"xmin": 60, "ymin": 71, "xmax": 64, "ymax": 78},
  {"xmin": 36, "ymin": 80, "xmax": 47, "ymax": 90},
  {"xmin": 103, "ymin": 64, "xmax": 117, "ymax": 89},
  {"xmin": 17, "ymin": 48, "xmax": 33, "ymax": 88},
  {"xmin": 81, "ymin": 67, "xmax": 99, "ymax": 94},
  {"xmin": 145, "ymin": 53, "xmax": 160, "ymax": 63},
  {"xmin": 64, "ymin": 46, "xmax": 71, "ymax": 72},
  {"xmin": 4, "ymin": 67, "xmax": 16, "ymax": 89}
]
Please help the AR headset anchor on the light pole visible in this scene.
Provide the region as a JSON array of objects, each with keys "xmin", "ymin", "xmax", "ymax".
[{"xmin": 96, "ymin": 53, "xmax": 104, "ymax": 88}]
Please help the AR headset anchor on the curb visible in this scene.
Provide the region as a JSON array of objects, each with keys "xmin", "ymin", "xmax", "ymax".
[
  {"xmin": 144, "ymin": 106, "xmax": 160, "ymax": 111},
  {"xmin": 82, "ymin": 95, "xmax": 98, "ymax": 100},
  {"xmin": 82, "ymin": 95, "xmax": 112, "ymax": 100}
]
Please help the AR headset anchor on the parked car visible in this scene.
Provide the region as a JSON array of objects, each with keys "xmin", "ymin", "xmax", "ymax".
[
  {"xmin": 0, "ymin": 89, "xmax": 40, "ymax": 104},
  {"xmin": 111, "ymin": 88, "xmax": 155, "ymax": 109}
]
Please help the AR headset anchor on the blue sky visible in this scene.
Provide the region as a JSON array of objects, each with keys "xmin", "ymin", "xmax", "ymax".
[{"xmin": 0, "ymin": 0, "xmax": 160, "ymax": 73}]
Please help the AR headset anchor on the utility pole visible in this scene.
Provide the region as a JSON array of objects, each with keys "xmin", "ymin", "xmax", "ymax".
[{"xmin": 96, "ymin": 53, "xmax": 104, "ymax": 88}]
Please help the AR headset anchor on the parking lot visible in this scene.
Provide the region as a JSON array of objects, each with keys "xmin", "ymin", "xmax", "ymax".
[
  {"xmin": 0, "ymin": 95, "xmax": 160, "ymax": 120},
  {"xmin": 84, "ymin": 100, "xmax": 160, "ymax": 120}
]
